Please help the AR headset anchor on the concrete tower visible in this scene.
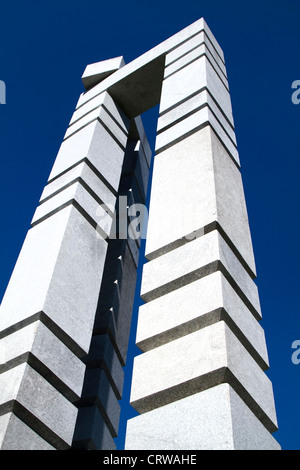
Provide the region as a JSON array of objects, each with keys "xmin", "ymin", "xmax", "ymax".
[{"xmin": 0, "ymin": 19, "xmax": 280, "ymax": 450}]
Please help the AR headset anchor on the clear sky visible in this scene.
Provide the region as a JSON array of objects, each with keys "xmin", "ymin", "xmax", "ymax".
[{"xmin": 0, "ymin": 0, "xmax": 299, "ymax": 451}]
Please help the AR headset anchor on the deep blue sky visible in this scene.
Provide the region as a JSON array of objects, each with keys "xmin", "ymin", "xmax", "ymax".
[{"xmin": 0, "ymin": 0, "xmax": 299, "ymax": 451}]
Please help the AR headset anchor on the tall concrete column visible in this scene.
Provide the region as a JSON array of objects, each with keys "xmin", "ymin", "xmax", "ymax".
[
  {"xmin": 125, "ymin": 23, "xmax": 280, "ymax": 450},
  {"xmin": 0, "ymin": 57, "xmax": 150, "ymax": 449}
]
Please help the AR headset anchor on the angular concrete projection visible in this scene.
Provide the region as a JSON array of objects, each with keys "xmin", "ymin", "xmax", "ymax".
[{"xmin": 0, "ymin": 18, "xmax": 280, "ymax": 450}]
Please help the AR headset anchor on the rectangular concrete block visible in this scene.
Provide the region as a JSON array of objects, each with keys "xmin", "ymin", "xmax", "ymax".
[
  {"xmin": 0, "ymin": 363, "xmax": 78, "ymax": 448},
  {"xmin": 142, "ymin": 229, "xmax": 261, "ymax": 318},
  {"xmin": 164, "ymin": 43, "xmax": 228, "ymax": 90},
  {"xmin": 85, "ymin": 334, "xmax": 124, "ymax": 400},
  {"xmin": 129, "ymin": 321, "xmax": 277, "ymax": 432},
  {"xmin": 165, "ymin": 31, "xmax": 206, "ymax": 66},
  {"xmin": 0, "ymin": 205, "xmax": 108, "ymax": 355},
  {"xmin": 64, "ymin": 107, "xmax": 104, "ymax": 141},
  {"xmin": 203, "ymin": 22, "xmax": 224, "ymax": 60},
  {"xmin": 145, "ymin": 128, "xmax": 217, "ymax": 258},
  {"xmin": 157, "ymin": 88, "xmax": 236, "ymax": 145},
  {"xmin": 80, "ymin": 368, "xmax": 120, "ymax": 437},
  {"xmin": 65, "ymin": 103, "xmax": 128, "ymax": 148},
  {"xmin": 125, "ymin": 384, "xmax": 280, "ymax": 450},
  {"xmin": 72, "ymin": 406, "xmax": 116, "ymax": 450},
  {"xmin": 0, "ymin": 320, "xmax": 86, "ymax": 401},
  {"xmin": 32, "ymin": 180, "xmax": 113, "ymax": 239},
  {"xmin": 132, "ymin": 116, "xmax": 152, "ymax": 166},
  {"xmin": 74, "ymin": 87, "xmax": 130, "ymax": 132},
  {"xmin": 211, "ymin": 127, "xmax": 256, "ymax": 277},
  {"xmin": 164, "ymin": 43, "xmax": 207, "ymax": 78},
  {"xmin": 71, "ymin": 92, "xmax": 107, "ymax": 125},
  {"xmin": 40, "ymin": 160, "xmax": 117, "ymax": 209},
  {"xmin": 136, "ymin": 271, "xmax": 268, "ymax": 369},
  {"xmin": 82, "ymin": 56, "xmax": 125, "ymax": 90},
  {"xmin": 155, "ymin": 103, "xmax": 238, "ymax": 163},
  {"xmin": 159, "ymin": 55, "xmax": 233, "ymax": 125},
  {"xmin": 134, "ymin": 141, "xmax": 150, "ymax": 200},
  {"xmin": 0, "ymin": 413, "xmax": 55, "ymax": 450},
  {"xmin": 145, "ymin": 127, "xmax": 256, "ymax": 277},
  {"xmin": 73, "ymin": 19, "xmax": 226, "ymax": 122},
  {"xmin": 48, "ymin": 120, "xmax": 125, "ymax": 190}
]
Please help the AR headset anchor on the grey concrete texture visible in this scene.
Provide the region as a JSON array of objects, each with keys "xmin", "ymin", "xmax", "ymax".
[
  {"xmin": 76, "ymin": 19, "xmax": 224, "ymax": 118},
  {"xmin": 40, "ymin": 160, "xmax": 117, "ymax": 210},
  {"xmin": 136, "ymin": 271, "xmax": 269, "ymax": 370},
  {"xmin": 70, "ymin": 89, "xmax": 131, "ymax": 142},
  {"xmin": 72, "ymin": 405, "xmax": 116, "ymax": 450},
  {"xmin": 155, "ymin": 104, "xmax": 238, "ymax": 163},
  {"xmin": 159, "ymin": 54, "xmax": 234, "ymax": 128},
  {"xmin": 157, "ymin": 88, "xmax": 236, "ymax": 145},
  {"xmin": 82, "ymin": 56, "xmax": 125, "ymax": 91},
  {"xmin": 142, "ymin": 229, "xmax": 261, "ymax": 319},
  {"xmin": 165, "ymin": 29, "xmax": 225, "ymax": 72},
  {"xmin": 0, "ymin": 413, "xmax": 55, "ymax": 450},
  {"xmin": 77, "ymin": 367, "xmax": 121, "ymax": 437},
  {"xmin": 73, "ymin": 123, "xmax": 151, "ymax": 449},
  {"xmin": 64, "ymin": 102, "xmax": 128, "ymax": 146},
  {"xmin": 125, "ymin": 384, "xmax": 281, "ymax": 450},
  {"xmin": 83, "ymin": 333, "xmax": 124, "ymax": 400},
  {"xmin": 129, "ymin": 321, "xmax": 278, "ymax": 433},
  {"xmin": 164, "ymin": 42, "xmax": 228, "ymax": 85},
  {"xmin": 32, "ymin": 179, "xmax": 114, "ymax": 239},
  {"xmin": 145, "ymin": 127, "xmax": 256, "ymax": 277},
  {"xmin": 0, "ymin": 363, "xmax": 78, "ymax": 448},
  {"xmin": 0, "ymin": 320, "xmax": 85, "ymax": 401},
  {"xmin": 93, "ymin": 241, "xmax": 138, "ymax": 365},
  {"xmin": 0, "ymin": 17, "xmax": 279, "ymax": 451},
  {"xmin": 48, "ymin": 115, "xmax": 127, "ymax": 191},
  {"xmin": 0, "ymin": 205, "xmax": 108, "ymax": 356}
]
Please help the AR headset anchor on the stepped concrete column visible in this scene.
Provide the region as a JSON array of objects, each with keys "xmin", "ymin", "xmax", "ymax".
[
  {"xmin": 125, "ymin": 21, "xmax": 281, "ymax": 450},
  {"xmin": 0, "ymin": 57, "xmax": 148, "ymax": 449}
]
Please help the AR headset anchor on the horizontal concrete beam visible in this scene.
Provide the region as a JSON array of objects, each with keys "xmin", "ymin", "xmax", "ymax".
[{"xmin": 77, "ymin": 18, "xmax": 226, "ymax": 118}]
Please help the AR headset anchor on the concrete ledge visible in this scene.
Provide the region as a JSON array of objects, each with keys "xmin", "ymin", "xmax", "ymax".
[
  {"xmin": 145, "ymin": 127, "xmax": 256, "ymax": 277},
  {"xmin": 82, "ymin": 56, "xmax": 125, "ymax": 91},
  {"xmin": 0, "ymin": 206, "xmax": 108, "ymax": 355},
  {"xmin": 157, "ymin": 88, "xmax": 236, "ymax": 144},
  {"xmin": 72, "ymin": 406, "xmax": 116, "ymax": 450},
  {"xmin": 0, "ymin": 320, "xmax": 85, "ymax": 401},
  {"xmin": 79, "ymin": 368, "xmax": 120, "ymax": 437},
  {"xmin": 142, "ymin": 230, "xmax": 261, "ymax": 318},
  {"xmin": 159, "ymin": 55, "xmax": 233, "ymax": 125},
  {"xmin": 165, "ymin": 30, "xmax": 227, "ymax": 79},
  {"xmin": 75, "ymin": 18, "xmax": 225, "ymax": 119},
  {"xmin": 125, "ymin": 384, "xmax": 280, "ymax": 450},
  {"xmin": 155, "ymin": 108, "xmax": 238, "ymax": 164},
  {"xmin": 129, "ymin": 321, "xmax": 277, "ymax": 432},
  {"xmin": 48, "ymin": 120, "xmax": 125, "ymax": 191},
  {"xmin": 64, "ymin": 105, "xmax": 128, "ymax": 148},
  {"xmin": 0, "ymin": 363, "xmax": 78, "ymax": 448},
  {"xmin": 40, "ymin": 160, "xmax": 116, "ymax": 209},
  {"xmin": 32, "ymin": 180, "xmax": 113, "ymax": 239},
  {"xmin": 83, "ymin": 334, "xmax": 124, "ymax": 400},
  {"xmin": 136, "ymin": 271, "xmax": 268, "ymax": 369},
  {"xmin": 0, "ymin": 413, "xmax": 55, "ymax": 450}
]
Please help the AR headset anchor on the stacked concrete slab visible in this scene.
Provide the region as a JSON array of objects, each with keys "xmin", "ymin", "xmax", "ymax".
[
  {"xmin": 124, "ymin": 20, "xmax": 281, "ymax": 450},
  {"xmin": 0, "ymin": 18, "xmax": 280, "ymax": 450},
  {"xmin": 0, "ymin": 58, "xmax": 150, "ymax": 449}
]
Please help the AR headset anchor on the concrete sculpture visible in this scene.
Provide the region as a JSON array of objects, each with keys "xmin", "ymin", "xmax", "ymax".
[{"xmin": 0, "ymin": 18, "xmax": 280, "ymax": 450}]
